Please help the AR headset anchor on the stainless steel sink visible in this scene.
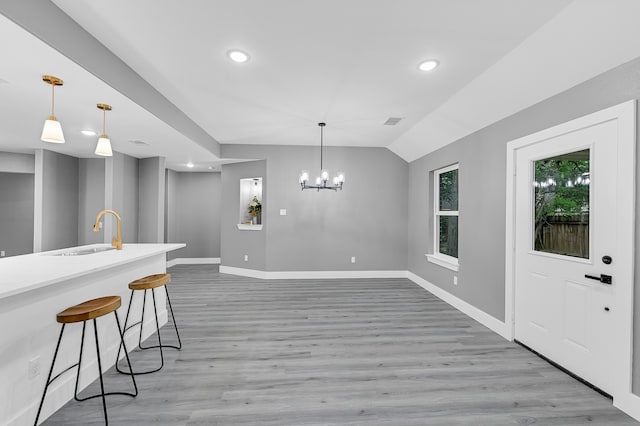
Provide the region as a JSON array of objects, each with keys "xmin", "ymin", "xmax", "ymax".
[{"xmin": 49, "ymin": 247, "xmax": 116, "ymax": 256}]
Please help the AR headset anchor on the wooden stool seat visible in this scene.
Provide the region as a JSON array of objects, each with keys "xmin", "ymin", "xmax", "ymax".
[
  {"xmin": 57, "ymin": 296, "xmax": 122, "ymax": 324},
  {"xmin": 128, "ymin": 273, "xmax": 170, "ymax": 291}
]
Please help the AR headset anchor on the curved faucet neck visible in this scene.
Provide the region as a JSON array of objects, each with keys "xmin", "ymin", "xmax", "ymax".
[{"xmin": 93, "ymin": 209, "xmax": 123, "ymax": 250}]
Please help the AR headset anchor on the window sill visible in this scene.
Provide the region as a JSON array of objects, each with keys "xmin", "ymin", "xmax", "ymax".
[
  {"xmin": 425, "ymin": 254, "xmax": 459, "ymax": 272},
  {"xmin": 237, "ymin": 224, "xmax": 263, "ymax": 231}
]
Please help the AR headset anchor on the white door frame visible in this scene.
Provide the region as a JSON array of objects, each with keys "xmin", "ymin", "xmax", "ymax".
[{"xmin": 504, "ymin": 100, "xmax": 637, "ymax": 416}]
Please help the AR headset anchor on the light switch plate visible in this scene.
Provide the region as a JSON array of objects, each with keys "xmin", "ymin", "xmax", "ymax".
[{"xmin": 280, "ymin": 209, "xmax": 287, "ymax": 216}]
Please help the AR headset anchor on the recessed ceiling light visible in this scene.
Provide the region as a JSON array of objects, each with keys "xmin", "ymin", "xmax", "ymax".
[
  {"xmin": 227, "ymin": 49, "xmax": 249, "ymax": 63},
  {"xmin": 81, "ymin": 130, "xmax": 96, "ymax": 136},
  {"xmin": 187, "ymin": 162, "xmax": 195, "ymax": 168},
  {"xmin": 418, "ymin": 59, "xmax": 439, "ymax": 72}
]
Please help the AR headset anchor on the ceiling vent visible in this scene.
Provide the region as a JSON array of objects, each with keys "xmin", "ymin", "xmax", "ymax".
[
  {"xmin": 383, "ymin": 117, "xmax": 403, "ymax": 126},
  {"xmin": 129, "ymin": 139, "xmax": 149, "ymax": 146},
  {"xmin": 0, "ymin": 77, "xmax": 9, "ymax": 85}
]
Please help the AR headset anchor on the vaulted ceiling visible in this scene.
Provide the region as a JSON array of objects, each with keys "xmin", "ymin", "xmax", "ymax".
[{"xmin": 1, "ymin": 1, "xmax": 640, "ymax": 171}]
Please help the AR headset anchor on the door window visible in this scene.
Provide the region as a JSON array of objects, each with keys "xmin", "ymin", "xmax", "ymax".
[{"xmin": 533, "ymin": 149, "xmax": 590, "ymax": 259}]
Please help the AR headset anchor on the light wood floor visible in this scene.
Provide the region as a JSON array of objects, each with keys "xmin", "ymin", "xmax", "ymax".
[{"xmin": 42, "ymin": 265, "xmax": 638, "ymax": 425}]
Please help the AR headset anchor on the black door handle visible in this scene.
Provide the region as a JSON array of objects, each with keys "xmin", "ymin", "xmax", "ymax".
[{"xmin": 585, "ymin": 274, "xmax": 612, "ymax": 284}]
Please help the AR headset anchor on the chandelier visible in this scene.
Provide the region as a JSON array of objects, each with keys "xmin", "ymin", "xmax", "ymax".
[{"xmin": 299, "ymin": 122, "xmax": 344, "ymax": 191}]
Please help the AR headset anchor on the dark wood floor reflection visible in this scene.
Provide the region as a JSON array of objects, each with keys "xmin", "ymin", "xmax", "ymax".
[{"xmin": 43, "ymin": 265, "xmax": 637, "ymax": 425}]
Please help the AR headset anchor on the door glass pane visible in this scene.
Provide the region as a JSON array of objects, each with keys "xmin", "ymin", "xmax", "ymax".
[
  {"xmin": 439, "ymin": 169, "xmax": 458, "ymax": 211},
  {"xmin": 439, "ymin": 216, "xmax": 458, "ymax": 258},
  {"xmin": 533, "ymin": 149, "xmax": 589, "ymax": 258}
]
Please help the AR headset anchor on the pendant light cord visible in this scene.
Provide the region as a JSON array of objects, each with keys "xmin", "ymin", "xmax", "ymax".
[
  {"xmin": 320, "ymin": 124, "xmax": 324, "ymax": 171},
  {"xmin": 50, "ymin": 83, "xmax": 55, "ymax": 116},
  {"xmin": 102, "ymin": 107, "xmax": 106, "ymax": 134}
]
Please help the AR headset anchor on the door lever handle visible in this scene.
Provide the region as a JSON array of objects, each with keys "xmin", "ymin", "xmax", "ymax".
[{"xmin": 585, "ymin": 274, "xmax": 612, "ymax": 284}]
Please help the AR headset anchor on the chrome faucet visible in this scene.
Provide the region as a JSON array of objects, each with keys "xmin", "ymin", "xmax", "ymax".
[{"xmin": 93, "ymin": 209, "xmax": 123, "ymax": 250}]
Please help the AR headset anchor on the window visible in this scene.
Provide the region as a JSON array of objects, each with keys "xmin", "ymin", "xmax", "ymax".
[{"xmin": 427, "ymin": 164, "xmax": 459, "ymax": 271}]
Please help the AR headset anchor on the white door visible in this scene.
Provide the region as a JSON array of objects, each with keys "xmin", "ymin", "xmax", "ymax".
[{"xmin": 513, "ymin": 116, "xmax": 629, "ymax": 395}]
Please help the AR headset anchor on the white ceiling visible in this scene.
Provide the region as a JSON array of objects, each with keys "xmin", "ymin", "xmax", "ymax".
[{"xmin": 2, "ymin": 1, "xmax": 640, "ymax": 168}]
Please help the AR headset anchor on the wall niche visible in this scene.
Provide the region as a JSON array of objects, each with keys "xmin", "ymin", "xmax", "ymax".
[{"xmin": 237, "ymin": 177, "xmax": 263, "ymax": 230}]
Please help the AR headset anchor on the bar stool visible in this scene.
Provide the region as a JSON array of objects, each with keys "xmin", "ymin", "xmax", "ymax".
[
  {"xmin": 116, "ymin": 273, "xmax": 182, "ymax": 375},
  {"xmin": 34, "ymin": 296, "xmax": 137, "ymax": 426}
]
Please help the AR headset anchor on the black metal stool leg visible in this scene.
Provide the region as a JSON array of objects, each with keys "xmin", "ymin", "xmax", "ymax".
[
  {"xmin": 164, "ymin": 286, "xmax": 182, "ymax": 350},
  {"xmin": 73, "ymin": 321, "xmax": 87, "ymax": 401},
  {"xmin": 33, "ymin": 324, "xmax": 66, "ymax": 426},
  {"xmin": 139, "ymin": 286, "xmax": 182, "ymax": 350},
  {"xmin": 75, "ymin": 315, "xmax": 137, "ymax": 400},
  {"xmin": 92, "ymin": 318, "xmax": 109, "ymax": 425},
  {"xmin": 117, "ymin": 282, "xmax": 182, "ymax": 376},
  {"xmin": 138, "ymin": 290, "xmax": 147, "ymax": 349},
  {"xmin": 128, "ymin": 288, "xmax": 165, "ymax": 374},
  {"xmin": 115, "ymin": 290, "xmax": 136, "ymax": 375},
  {"xmin": 113, "ymin": 310, "xmax": 138, "ymax": 396}
]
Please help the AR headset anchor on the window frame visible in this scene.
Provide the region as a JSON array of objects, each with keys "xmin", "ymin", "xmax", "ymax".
[{"xmin": 426, "ymin": 163, "xmax": 459, "ymax": 271}]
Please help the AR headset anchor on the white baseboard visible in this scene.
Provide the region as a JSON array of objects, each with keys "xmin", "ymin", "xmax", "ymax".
[
  {"xmin": 614, "ymin": 391, "xmax": 640, "ymax": 422},
  {"xmin": 407, "ymin": 272, "xmax": 510, "ymax": 340},
  {"xmin": 167, "ymin": 257, "xmax": 220, "ymax": 267},
  {"xmin": 219, "ymin": 265, "xmax": 408, "ymax": 280},
  {"xmin": 266, "ymin": 270, "xmax": 408, "ymax": 279},
  {"xmin": 219, "ymin": 265, "xmax": 267, "ymax": 279}
]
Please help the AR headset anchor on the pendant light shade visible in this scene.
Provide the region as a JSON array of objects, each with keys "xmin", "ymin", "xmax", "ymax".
[
  {"xmin": 41, "ymin": 118, "xmax": 65, "ymax": 143},
  {"xmin": 95, "ymin": 103, "xmax": 113, "ymax": 156},
  {"xmin": 95, "ymin": 135, "xmax": 113, "ymax": 156},
  {"xmin": 41, "ymin": 75, "xmax": 65, "ymax": 143}
]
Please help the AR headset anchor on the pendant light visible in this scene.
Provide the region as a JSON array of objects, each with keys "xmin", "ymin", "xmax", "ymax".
[
  {"xmin": 299, "ymin": 122, "xmax": 344, "ymax": 191},
  {"xmin": 40, "ymin": 75, "xmax": 65, "ymax": 143},
  {"xmin": 95, "ymin": 103, "xmax": 113, "ymax": 156}
]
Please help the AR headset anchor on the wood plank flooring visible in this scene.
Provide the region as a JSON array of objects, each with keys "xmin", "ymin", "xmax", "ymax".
[{"xmin": 42, "ymin": 265, "xmax": 638, "ymax": 425}]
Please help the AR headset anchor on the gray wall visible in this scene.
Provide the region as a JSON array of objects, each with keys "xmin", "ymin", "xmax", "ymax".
[
  {"xmin": 39, "ymin": 150, "xmax": 79, "ymax": 251},
  {"xmin": 138, "ymin": 157, "xmax": 165, "ymax": 243},
  {"xmin": 165, "ymin": 169, "xmax": 177, "ymax": 252},
  {"xmin": 221, "ymin": 160, "xmax": 267, "ymax": 270},
  {"xmin": 165, "ymin": 170, "xmax": 221, "ymax": 259},
  {"xmin": 220, "ymin": 146, "xmax": 408, "ymax": 272},
  {"xmin": 111, "ymin": 152, "xmax": 139, "ymax": 243},
  {"xmin": 0, "ymin": 172, "xmax": 34, "ymax": 256},
  {"xmin": 407, "ymin": 56, "xmax": 640, "ymax": 395},
  {"xmin": 0, "ymin": 152, "xmax": 34, "ymax": 173},
  {"xmin": 78, "ymin": 158, "xmax": 105, "ymax": 245}
]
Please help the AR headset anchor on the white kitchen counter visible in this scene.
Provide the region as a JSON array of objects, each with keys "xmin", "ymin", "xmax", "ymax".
[
  {"xmin": 0, "ymin": 243, "xmax": 185, "ymax": 426},
  {"xmin": 0, "ymin": 243, "xmax": 185, "ymax": 300}
]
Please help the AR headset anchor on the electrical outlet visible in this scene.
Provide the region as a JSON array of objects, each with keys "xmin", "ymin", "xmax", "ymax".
[
  {"xmin": 244, "ymin": 254, "xmax": 249, "ymax": 262},
  {"xmin": 351, "ymin": 256, "xmax": 356, "ymax": 264},
  {"xmin": 279, "ymin": 209, "xmax": 287, "ymax": 216},
  {"xmin": 453, "ymin": 276, "xmax": 458, "ymax": 285},
  {"xmin": 0, "ymin": 250, "xmax": 5, "ymax": 257},
  {"xmin": 28, "ymin": 356, "xmax": 41, "ymax": 379},
  {"xmin": 99, "ymin": 221, "xmax": 103, "ymax": 229}
]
